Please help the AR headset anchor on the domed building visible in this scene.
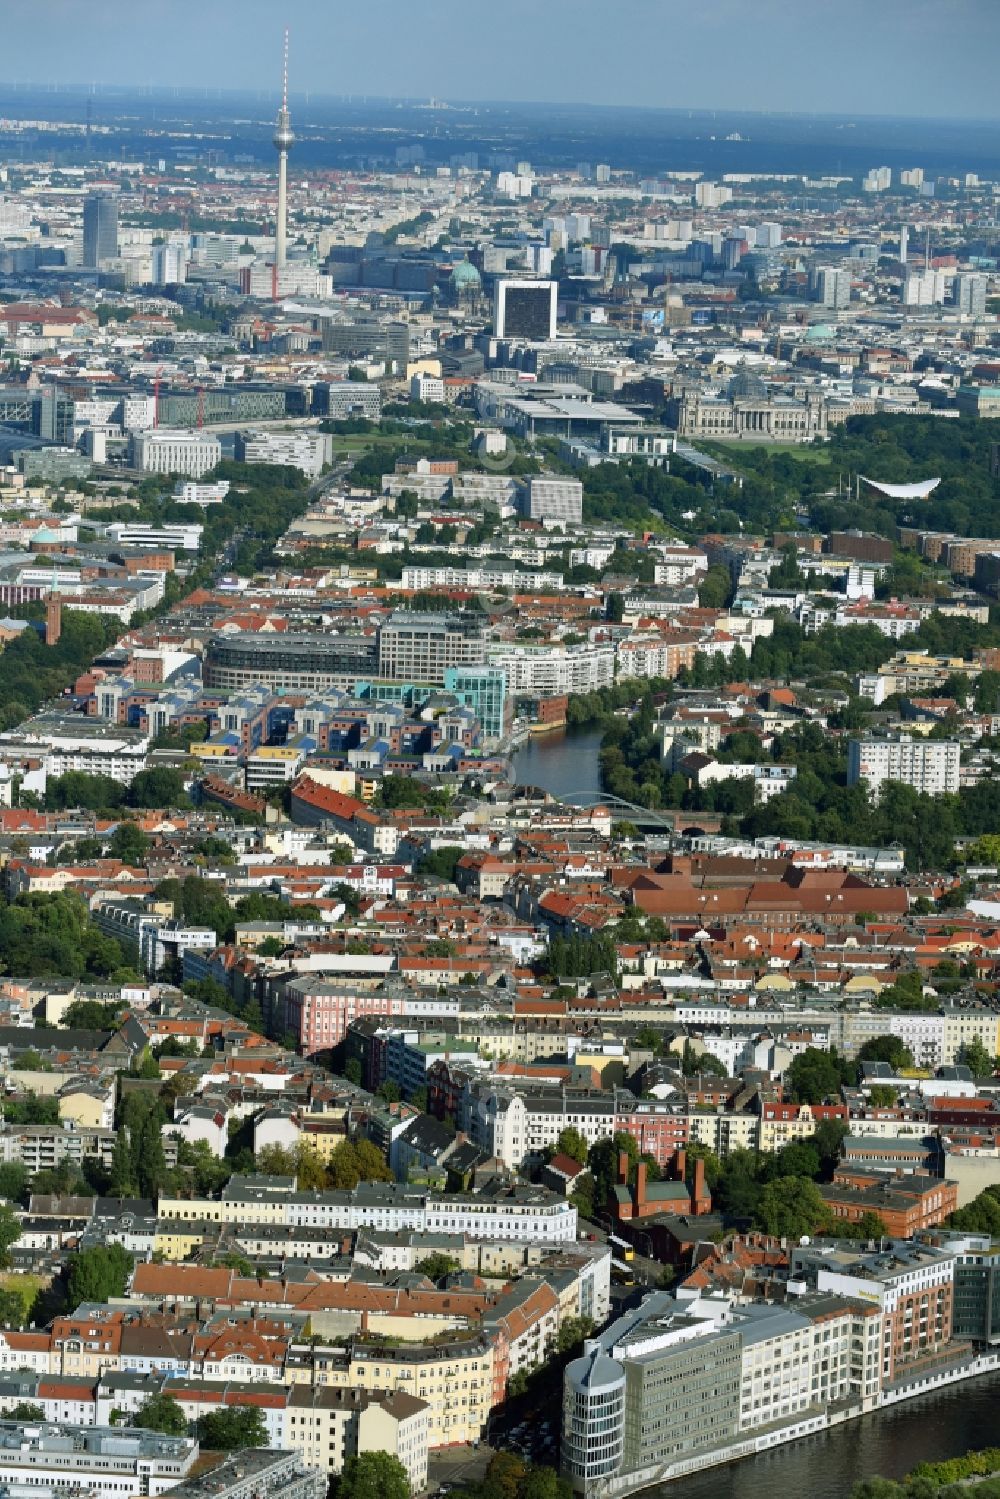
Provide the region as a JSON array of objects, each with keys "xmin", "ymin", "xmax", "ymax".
[
  {"xmin": 727, "ymin": 364, "xmax": 768, "ymax": 403},
  {"xmin": 450, "ymin": 259, "xmax": 482, "ymax": 303}
]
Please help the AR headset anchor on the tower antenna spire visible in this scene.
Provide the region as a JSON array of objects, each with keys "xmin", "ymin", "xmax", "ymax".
[{"xmin": 272, "ymin": 26, "xmax": 295, "ymax": 286}]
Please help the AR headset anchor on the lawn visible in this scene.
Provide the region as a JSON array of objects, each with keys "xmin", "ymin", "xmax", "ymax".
[{"xmin": 698, "ymin": 439, "xmax": 834, "ymax": 464}]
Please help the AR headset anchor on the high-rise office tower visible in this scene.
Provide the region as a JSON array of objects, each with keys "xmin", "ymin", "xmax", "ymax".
[
  {"xmin": 811, "ymin": 266, "xmax": 852, "ymax": 310},
  {"xmin": 493, "ymin": 279, "xmax": 558, "ymax": 340},
  {"xmin": 899, "ymin": 225, "xmax": 909, "ymax": 265},
  {"xmin": 82, "ymin": 192, "xmax": 117, "ymax": 267},
  {"xmin": 273, "ymin": 29, "xmax": 294, "ymax": 270},
  {"xmin": 954, "ymin": 273, "xmax": 988, "ymax": 317}
]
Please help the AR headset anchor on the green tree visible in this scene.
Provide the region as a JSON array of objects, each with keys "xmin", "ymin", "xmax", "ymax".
[
  {"xmin": 681, "ymin": 1140, "xmax": 721, "ymax": 1190},
  {"xmin": 587, "ymin": 1132, "xmax": 639, "ymax": 1203},
  {"xmin": 856, "ymin": 1036, "xmax": 914, "ymax": 1071},
  {"xmin": 555, "ymin": 1127, "xmax": 588, "ymax": 1165},
  {"xmin": 197, "ymin": 1404, "xmax": 268, "ymax": 1450},
  {"xmin": 967, "ymin": 832, "xmax": 1000, "ymax": 866},
  {"xmin": 133, "ymin": 1394, "xmax": 189, "ymax": 1436},
  {"xmin": 773, "ymin": 1141, "xmax": 821, "ymax": 1180},
  {"xmin": 784, "ymin": 1047, "xmax": 850, "ymax": 1104},
  {"xmin": 343, "ymin": 1059, "xmax": 363, "ymax": 1086},
  {"xmin": 521, "ymin": 1470, "xmax": 572, "ymax": 1499},
  {"xmin": 8, "ymin": 1402, "xmax": 44, "ymax": 1420},
  {"xmin": 62, "ymin": 999, "xmax": 124, "ymax": 1030},
  {"xmin": 958, "ymin": 1037, "xmax": 995, "ymax": 1079},
  {"xmin": 136, "ymin": 1103, "xmax": 167, "ymax": 1196},
  {"xmin": 109, "ymin": 822, "xmax": 150, "ymax": 864},
  {"xmin": 419, "ymin": 846, "xmax": 464, "ymax": 882},
  {"xmin": 482, "ymin": 1452, "xmax": 528, "ymax": 1499},
  {"xmin": 697, "ymin": 565, "xmax": 732, "ymax": 609},
  {"xmin": 0, "ymin": 1162, "xmax": 29, "ymax": 1206},
  {"xmin": 714, "ymin": 1148, "xmax": 766, "ymax": 1220},
  {"xmin": 128, "ymin": 768, "xmax": 190, "ymax": 809},
  {"xmin": 332, "ymin": 1453, "xmax": 410, "ymax": 1499},
  {"xmin": 108, "ymin": 1129, "xmax": 138, "ymax": 1198},
  {"xmin": 66, "ymin": 1243, "xmax": 133, "ymax": 1304},
  {"xmin": 555, "ymin": 1315, "xmax": 594, "ymax": 1355},
  {"xmin": 852, "ymin": 1211, "xmax": 888, "ymax": 1241},
  {"xmin": 0, "ymin": 1203, "xmax": 21, "ymax": 1267},
  {"xmin": 255, "ymin": 1145, "xmax": 297, "ymax": 1176},
  {"xmin": 948, "ymin": 1186, "xmax": 1000, "ymax": 1235},
  {"xmin": 414, "ymin": 1253, "xmax": 460, "ymax": 1281},
  {"xmin": 326, "ymin": 1138, "xmax": 393, "ymax": 1191},
  {"xmin": 755, "ymin": 1176, "xmax": 831, "ymax": 1239}
]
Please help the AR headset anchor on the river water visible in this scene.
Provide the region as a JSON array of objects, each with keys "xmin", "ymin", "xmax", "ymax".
[
  {"xmin": 662, "ymin": 1372, "xmax": 1000, "ymax": 1498},
  {"xmin": 511, "ymin": 726, "xmax": 1000, "ymax": 1493},
  {"xmin": 510, "ymin": 725, "xmax": 605, "ymax": 800}
]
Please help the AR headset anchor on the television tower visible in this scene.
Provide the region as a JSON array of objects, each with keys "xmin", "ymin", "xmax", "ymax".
[{"xmin": 273, "ymin": 28, "xmax": 294, "ymax": 273}]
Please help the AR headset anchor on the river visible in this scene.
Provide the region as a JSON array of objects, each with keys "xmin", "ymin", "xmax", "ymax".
[
  {"xmin": 662, "ymin": 1371, "xmax": 1000, "ymax": 1499},
  {"xmin": 510, "ymin": 725, "xmax": 605, "ymax": 801},
  {"xmin": 511, "ymin": 728, "xmax": 1000, "ymax": 1492}
]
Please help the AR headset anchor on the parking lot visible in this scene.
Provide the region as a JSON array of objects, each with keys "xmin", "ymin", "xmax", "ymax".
[{"xmin": 500, "ymin": 1414, "xmax": 558, "ymax": 1466}]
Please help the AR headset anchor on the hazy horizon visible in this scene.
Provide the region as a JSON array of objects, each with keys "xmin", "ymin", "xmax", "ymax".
[{"xmin": 4, "ymin": 0, "xmax": 1000, "ymax": 120}]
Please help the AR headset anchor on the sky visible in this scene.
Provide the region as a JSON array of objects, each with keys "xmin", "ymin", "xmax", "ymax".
[{"xmin": 3, "ymin": 0, "xmax": 1000, "ymax": 119}]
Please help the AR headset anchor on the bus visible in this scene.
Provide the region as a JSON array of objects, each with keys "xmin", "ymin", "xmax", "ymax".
[{"xmin": 608, "ymin": 1233, "xmax": 635, "ymax": 1262}]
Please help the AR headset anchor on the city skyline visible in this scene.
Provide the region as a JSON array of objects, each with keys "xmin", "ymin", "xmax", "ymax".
[{"xmin": 3, "ymin": 0, "xmax": 1000, "ymax": 119}]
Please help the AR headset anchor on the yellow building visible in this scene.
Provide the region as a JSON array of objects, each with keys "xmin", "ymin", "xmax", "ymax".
[
  {"xmin": 57, "ymin": 1082, "xmax": 112, "ymax": 1130},
  {"xmin": 157, "ymin": 1193, "xmax": 285, "ymax": 1225},
  {"xmin": 311, "ymin": 1336, "xmax": 496, "ymax": 1447},
  {"xmin": 153, "ymin": 1219, "xmax": 210, "ymax": 1261},
  {"xmin": 942, "ymin": 1010, "xmax": 1000, "ymax": 1066},
  {"xmin": 284, "ymin": 1386, "xmax": 429, "ymax": 1491}
]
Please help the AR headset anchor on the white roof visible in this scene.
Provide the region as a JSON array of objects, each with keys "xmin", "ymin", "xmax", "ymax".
[{"xmin": 860, "ymin": 476, "xmax": 941, "ymax": 499}]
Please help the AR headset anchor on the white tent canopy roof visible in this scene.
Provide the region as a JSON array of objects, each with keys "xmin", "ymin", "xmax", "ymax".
[{"xmin": 860, "ymin": 476, "xmax": 941, "ymax": 499}]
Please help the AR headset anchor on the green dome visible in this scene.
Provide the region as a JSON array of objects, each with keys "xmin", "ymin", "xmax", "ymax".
[
  {"xmin": 804, "ymin": 323, "xmax": 834, "ymax": 342},
  {"xmin": 451, "ymin": 260, "xmax": 481, "ymax": 289}
]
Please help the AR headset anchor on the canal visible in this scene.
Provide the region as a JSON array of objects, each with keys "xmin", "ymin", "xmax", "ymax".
[
  {"xmin": 662, "ymin": 1372, "xmax": 1000, "ymax": 1499},
  {"xmin": 511, "ymin": 725, "xmax": 605, "ymax": 801},
  {"xmin": 510, "ymin": 724, "xmax": 1000, "ymax": 1487}
]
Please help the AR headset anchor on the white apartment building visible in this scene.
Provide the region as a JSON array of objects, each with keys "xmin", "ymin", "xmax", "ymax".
[
  {"xmin": 847, "ymin": 734, "xmax": 960, "ymax": 796},
  {"xmin": 410, "ymin": 372, "xmax": 445, "ymax": 403},
  {"xmin": 695, "ymin": 182, "xmax": 732, "ymax": 208},
  {"xmin": 400, "ymin": 565, "xmax": 563, "ymax": 592},
  {"xmin": 157, "ymin": 1178, "xmax": 578, "ymax": 1244},
  {"xmin": 467, "ymin": 1088, "xmax": 617, "ymax": 1168},
  {"xmin": 236, "ymin": 429, "xmax": 334, "ymax": 479},
  {"xmin": 130, "ymin": 429, "xmax": 222, "ymax": 477},
  {"xmin": 488, "ymin": 642, "xmax": 615, "ymax": 694},
  {"xmin": 902, "ymin": 270, "xmax": 947, "ymax": 306},
  {"xmin": 653, "ymin": 546, "xmax": 708, "ymax": 585},
  {"xmin": 151, "ymin": 243, "xmax": 188, "ymax": 285},
  {"xmin": 863, "ymin": 166, "xmax": 892, "ymax": 192},
  {"xmin": 173, "ymin": 479, "xmax": 230, "ymax": 505},
  {"xmin": 107, "ymin": 520, "xmax": 204, "ymax": 552},
  {"xmin": 121, "ymin": 393, "xmax": 157, "ymax": 431}
]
